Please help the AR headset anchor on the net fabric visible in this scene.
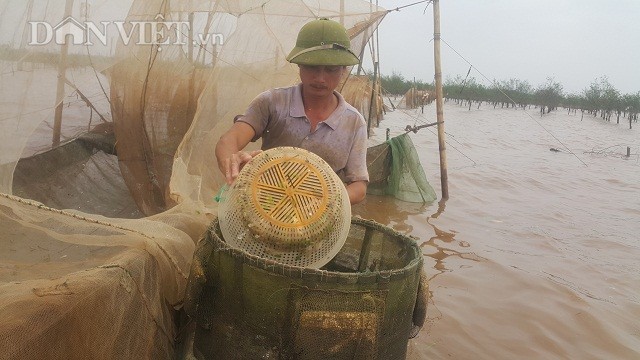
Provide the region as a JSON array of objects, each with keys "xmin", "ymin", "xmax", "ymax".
[
  {"xmin": 398, "ymin": 88, "xmax": 435, "ymax": 109},
  {"xmin": 339, "ymin": 74, "xmax": 385, "ymax": 129},
  {"xmin": 12, "ymin": 134, "xmax": 142, "ymax": 218},
  {"xmin": 0, "ymin": 1, "xmax": 387, "ymax": 359},
  {"xmin": 218, "ymin": 147, "xmax": 351, "ymax": 268},
  {"xmin": 367, "ymin": 133, "xmax": 437, "ymax": 203},
  {"xmin": 0, "ymin": 193, "xmax": 206, "ymax": 359},
  {"xmin": 186, "ymin": 217, "xmax": 423, "ymax": 360},
  {"xmin": 285, "ymin": 287, "xmax": 386, "ymax": 360},
  {"xmin": 170, "ymin": 5, "xmax": 386, "ymax": 210}
]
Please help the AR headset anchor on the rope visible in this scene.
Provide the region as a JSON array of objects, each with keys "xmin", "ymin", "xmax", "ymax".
[
  {"xmin": 459, "ymin": 66, "xmax": 472, "ymax": 95},
  {"xmin": 356, "ymin": 66, "xmax": 478, "ymax": 167},
  {"xmin": 389, "ymin": 0, "xmax": 432, "ymax": 13},
  {"xmin": 440, "ymin": 37, "xmax": 589, "ymax": 167}
]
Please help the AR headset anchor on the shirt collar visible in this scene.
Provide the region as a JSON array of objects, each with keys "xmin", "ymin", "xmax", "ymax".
[
  {"xmin": 289, "ymin": 83, "xmax": 347, "ymax": 130},
  {"xmin": 323, "ymin": 91, "xmax": 347, "ymax": 130},
  {"xmin": 289, "ymin": 84, "xmax": 306, "ymax": 118}
]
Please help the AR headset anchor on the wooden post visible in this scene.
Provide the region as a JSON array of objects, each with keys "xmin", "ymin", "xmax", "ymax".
[
  {"xmin": 188, "ymin": 12, "xmax": 194, "ymax": 63},
  {"xmin": 187, "ymin": 12, "xmax": 195, "ymax": 121},
  {"xmin": 358, "ymin": 0, "xmax": 375, "ymax": 76},
  {"xmin": 357, "ymin": 227, "xmax": 375, "ymax": 272},
  {"xmin": 375, "ymin": 1, "xmax": 382, "ymax": 124},
  {"xmin": 433, "ymin": 0, "xmax": 449, "ymax": 199},
  {"xmin": 52, "ymin": 0, "xmax": 75, "ymax": 147},
  {"xmin": 627, "ymin": 147, "xmax": 631, "ymax": 157},
  {"xmin": 18, "ymin": 0, "xmax": 35, "ymax": 71},
  {"xmin": 413, "ymin": 77, "xmax": 417, "ymax": 108},
  {"xmin": 367, "ymin": 61, "xmax": 378, "ymax": 137}
]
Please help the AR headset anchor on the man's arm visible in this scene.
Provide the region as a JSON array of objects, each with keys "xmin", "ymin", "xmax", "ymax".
[
  {"xmin": 215, "ymin": 122, "xmax": 259, "ymax": 184},
  {"xmin": 346, "ymin": 180, "xmax": 367, "ymax": 205}
]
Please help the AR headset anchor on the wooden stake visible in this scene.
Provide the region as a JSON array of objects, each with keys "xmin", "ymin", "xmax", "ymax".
[
  {"xmin": 18, "ymin": 0, "xmax": 35, "ymax": 71},
  {"xmin": 367, "ymin": 61, "xmax": 378, "ymax": 137},
  {"xmin": 52, "ymin": 0, "xmax": 75, "ymax": 147},
  {"xmin": 187, "ymin": 12, "xmax": 195, "ymax": 121},
  {"xmin": 188, "ymin": 12, "xmax": 194, "ymax": 63},
  {"xmin": 375, "ymin": 0, "xmax": 381, "ymax": 125},
  {"xmin": 433, "ymin": 0, "xmax": 449, "ymax": 199}
]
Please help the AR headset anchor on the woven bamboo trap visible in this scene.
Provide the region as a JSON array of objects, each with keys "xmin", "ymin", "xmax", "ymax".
[{"xmin": 218, "ymin": 147, "xmax": 351, "ymax": 268}]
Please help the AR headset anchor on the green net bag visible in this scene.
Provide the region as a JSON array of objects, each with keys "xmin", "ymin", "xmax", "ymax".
[{"xmin": 366, "ymin": 133, "xmax": 437, "ymax": 203}]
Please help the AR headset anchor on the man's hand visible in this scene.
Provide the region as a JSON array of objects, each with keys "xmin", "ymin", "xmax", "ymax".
[
  {"xmin": 220, "ymin": 150, "xmax": 262, "ymax": 185},
  {"xmin": 346, "ymin": 180, "xmax": 367, "ymax": 205},
  {"xmin": 215, "ymin": 122, "xmax": 258, "ymax": 185}
]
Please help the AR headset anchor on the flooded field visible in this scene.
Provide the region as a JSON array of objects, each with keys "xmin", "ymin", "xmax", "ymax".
[{"xmin": 354, "ymin": 103, "xmax": 640, "ymax": 359}]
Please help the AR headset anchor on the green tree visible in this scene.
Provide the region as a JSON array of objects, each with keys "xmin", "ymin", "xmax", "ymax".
[
  {"xmin": 535, "ymin": 77, "xmax": 564, "ymax": 114},
  {"xmin": 380, "ymin": 71, "xmax": 410, "ymax": 95},
  {"xmin": 582, "ymin": 79, "xmax": 602, "ymax": 115},
  {"xmin": 598, "ymin": 77, "xmax": 621, "ymax": 121}
]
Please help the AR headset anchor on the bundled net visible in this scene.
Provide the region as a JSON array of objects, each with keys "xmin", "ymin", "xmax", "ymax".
[
  {"xmin": 0, "ymin": 1, "xmax": 389, "ymax": 359},
  {"xmin": 398, "ymin": 88, "xmax": 435, "ymax": 109},
  {"xmin": 340, "ymin": 74, "xmax": 385, "ymax": 130},
  {"xmin": 367, "ymin": 133, "xmax": 437, "ymax": 203}
]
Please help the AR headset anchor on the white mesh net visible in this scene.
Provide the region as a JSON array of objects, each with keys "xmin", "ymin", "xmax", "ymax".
[{"xmin": 0, "ymin": 0, "xmax": 385, "ymax": 358}]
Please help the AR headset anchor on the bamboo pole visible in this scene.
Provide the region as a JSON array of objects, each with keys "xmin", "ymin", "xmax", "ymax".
[
  {"xmin": 358, "ymin": 0, "xmax": 375, "ymax": 75},
  {"xmin": 188, "ymin": 12, "xmax": 195, "ymax": 121},
  {"xmin": 18, "ymin": 0, "xmax": 35, "ymax": 71},
  {"xmin": 52, "ymin": 0, "xmax": 75, "ymax": 147},
  {"xmin": 367, "ymin": 61, "xmax": 378, "ymax": 137},
  {"xmin": 188, "ymin": 12, "xmax": 194, "ymax": 63},
  {"xmin": 375, "ymin": 0, "xmax": 382, "ymax": 122},
  {"xmin": 433, "ymin": 0, "xmax": 449, "ymax": 199},
  {"xmin": 63, "ymin": 78, "xmax": 108, "ymax": 123}
]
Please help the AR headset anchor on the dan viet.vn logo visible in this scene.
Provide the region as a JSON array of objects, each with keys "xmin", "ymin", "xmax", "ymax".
[{"xmin": 28, "ymin": 14, "xmax": 224, "ymax": 47}]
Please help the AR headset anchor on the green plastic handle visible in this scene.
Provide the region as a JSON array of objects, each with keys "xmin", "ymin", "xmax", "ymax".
[{"xmin": 214, "ymin": 184, "xmax": 229, "ymax": 203}]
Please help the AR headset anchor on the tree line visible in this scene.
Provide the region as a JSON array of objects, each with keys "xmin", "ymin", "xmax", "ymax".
[{"xmin": 378, "ymin": 71, "xmax": 639, "ymax": 128}]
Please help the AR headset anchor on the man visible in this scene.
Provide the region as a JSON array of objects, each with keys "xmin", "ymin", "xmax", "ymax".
[{"xmin": 215, "ymin": 18, "xmax": 368, "ymax": 204}]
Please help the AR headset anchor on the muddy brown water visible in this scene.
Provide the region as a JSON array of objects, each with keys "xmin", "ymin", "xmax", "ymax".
[
  {"xmin": 7, "ymin": 81, "xmax": 639, "ymax": 358},
  {"xmin": 353, "ymin": 103, "xmax": 640, "ymax": 359}
]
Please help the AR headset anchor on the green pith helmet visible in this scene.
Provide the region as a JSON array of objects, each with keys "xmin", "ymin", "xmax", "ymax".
[{"xmin": 287, "ymin": 18, "xmax": 360, "ymax": 66}]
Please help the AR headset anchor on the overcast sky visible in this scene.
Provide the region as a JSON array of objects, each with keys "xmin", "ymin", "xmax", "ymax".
[{"xmin": 368, "ymin": 0, "xmax": 640, "ymax": 95}]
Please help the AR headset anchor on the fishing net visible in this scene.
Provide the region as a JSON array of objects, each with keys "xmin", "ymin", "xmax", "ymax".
[
  {"xmin": 367, "ymin": 133, "xmax": 437, "ymax": 203},
  {"xmin": 399, "ymin": 88, "xmax": 435, "ymax": 109},
  {"xmin": 0, "ymin": 1, "xmax": 390, "ymax": 359},
  {"xmin": 184, "ymin": 217, "xmax": 424, "ymax": 360}
]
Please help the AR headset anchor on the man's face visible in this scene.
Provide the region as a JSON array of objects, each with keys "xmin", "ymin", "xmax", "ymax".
[{"xmin": 298, "ymin": 65, "xmax": 345, "ymax": 97}]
